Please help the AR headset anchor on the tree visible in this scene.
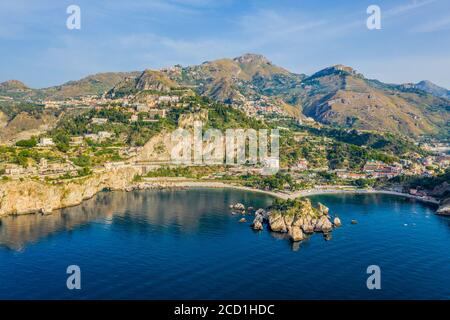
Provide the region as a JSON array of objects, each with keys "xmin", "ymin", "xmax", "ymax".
[{"xmin": 15, "ymin": 137, "xmax": 37, "ymax": 148}]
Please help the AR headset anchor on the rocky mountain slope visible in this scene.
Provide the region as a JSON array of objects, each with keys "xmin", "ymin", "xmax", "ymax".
[
  {"xmin": 2, "ymin": 54, "xmax": 449, "ymax": 138},
  {"xmin": 107, "ymin": 69, "xmax": 178, "ymax": 98},
  {"xmin": 298, "ymin": 65, "xmax": 449, "ymax": 136},
  {"xmin": 401, "ymin": 80, "xmax": 450, "ymax": 100},
  {"xmin": 0, "ymin": 72, "xmax": 140, "ymax": 100},
  {"xmin": 153, "ymin": 54, "xmax": 449, "ymax": 137}
]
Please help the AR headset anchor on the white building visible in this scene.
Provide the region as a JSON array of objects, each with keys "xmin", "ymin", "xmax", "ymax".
[
  {"xmin": 37, "ymin": 137, "xmax": 55, "ymax": 147},
  {"xmin": 84, "ymin": 133, "xmax": 99, "ymax": 141},
  {"xmin": 98, "ymin": 131, "xmax": 113, "ymax": 140},
  {"xmin": 158, "ymin": 96, "xmax": 179, "ymax": 103},
  {"xmin": 4, "ymin": 164, "xmax": 25, "ymax": 175},
  {"xmin": 91, "ymin": 118, "xmax": 108, "ymax": 125},
  {"xmin": 135, "ymin": 104, "xmax": 150, "ymax": 112}
]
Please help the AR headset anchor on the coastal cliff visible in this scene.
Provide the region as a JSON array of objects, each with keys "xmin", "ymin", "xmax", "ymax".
[
  {"xmin": 0, "ymin": 166, "xmax": 448, "ymax": 218},
  {"xmin": 437, "ymin": 197, "xmax": 450, "ymax": 215},
  {"xmin": 0, "ymin": 166, "xmax": 141, "ymax": 217}
]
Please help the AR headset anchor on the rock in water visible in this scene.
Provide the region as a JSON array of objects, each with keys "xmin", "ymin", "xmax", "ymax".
[
  {"xmin": 258, "ymin": 198, "xmax": 338, "ymax": 244},
  {"xmin": 351, "ymin": 220, "xmax": 358, "ymax": 225},
  {"xmin": 314, "ymin": 216, "xmax": 332, "ymax": 232},
  {"xmin": 289, "ymin": 226, "xmax": 304, "ymax": 242},
  {"xmin": 302, "ymin": 222, "xmax": 314, "ymax": 234},
  {"xmin": 292, "ymin": 216, "xmax": 304, "ymax": 227},
  {"xmin": 239, "ymin": 218, "xmax": 247, "ymax": 223},
  {"xmin": 333, "ymin": 217, "xmax": 342, "ymax": 227},
  {"xmin": 314, "ymin": 218, "xmax": 324, "ymax": 232},
  {"xmin": 255, "ymin": 209, "xmax": 268, "ymax": 221},
  {"xmin": 321, "ymin": 218, "xmax": 333, "ymax": 232},
  {"xmin": 317, "ymin": 202, "xmax": 329, "ymax": 215},
  {"xmin": 230, "ymin": 202, "xmax": 246, "ymax": 214},
  {"xmin": 252, "ymin": 219, "xmax": 263, "ymax": 230},
  {"xmin": 40, "ymin": 207, "xmax": 53, "ymax": 215},
  {"xmin": 436, "ymin": 198, "xmax": 450, "ymax": 216},
  {"xmin": 284, "ymin": 215, "xmax": 294, "ymax": 227},
  {"xmin": 269, "ymin": 212, "xmax": 287, "ymax": 232}
]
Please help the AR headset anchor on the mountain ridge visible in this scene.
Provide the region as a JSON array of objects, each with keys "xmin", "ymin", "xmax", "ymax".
[{"xmin": 1, "ymin": 53, "xmax": 449, "ymax": 138}]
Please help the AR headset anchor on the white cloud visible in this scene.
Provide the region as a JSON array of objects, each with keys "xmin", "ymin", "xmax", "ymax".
[{"xmin": 385, "ymin": 0, "xmax": 436, "ymax": 17}]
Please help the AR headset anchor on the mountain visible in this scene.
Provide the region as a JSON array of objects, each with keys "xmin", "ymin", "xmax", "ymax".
[
  {"xmin": 162, "ymin": 53, "xmax": 305, "ymax": 116},
  {"xmin": 405, "ymin": 80, "xmax": 450, "ymax": 99},
  {"xmin": 297, "ymin": 65, "xmax": 449, "ymax": 137},
  {"xmin": 2, "ymin": 54, "xmax": 449, "ymax": 138},
  {"xmin": 0, "ymin": 80, "xmax": 29, "ymax": 91},
  {"xmin": 107, "ymin": 70, "xmax": 178, "ymax": 98},
  {"xmin": 40, "ymin": 72, "xmax": 140, "ymax": 99},
  {"xmin": 0, "ymin": 72, "xmax": 140, "ymax": 101},
  {"xmin": 160, "ymin": 56, "xmax": 448, "ymax": 137}
]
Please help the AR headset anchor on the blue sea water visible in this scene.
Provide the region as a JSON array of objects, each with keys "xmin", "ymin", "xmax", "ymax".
[{"xmin": 0, "ymin": 189, "xmax": 449, "ymax": 300}]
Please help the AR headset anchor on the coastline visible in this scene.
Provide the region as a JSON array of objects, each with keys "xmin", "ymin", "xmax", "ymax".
[
  {"xmin": 0, "ymin": 173, "xmax": 441, "ymax": 218},
  {"xmin": 133, "ymin": 178, "xmax": 441, "ymax": 205}
]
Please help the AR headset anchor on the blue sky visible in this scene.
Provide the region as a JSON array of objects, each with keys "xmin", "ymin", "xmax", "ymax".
[{"xmin": 1, "ymin": 0, "xmax": 449, "ymax": 88}]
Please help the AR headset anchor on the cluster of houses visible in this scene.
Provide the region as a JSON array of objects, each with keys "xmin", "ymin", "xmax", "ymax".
[
  {"xmin": 241, "ymin": 97, "xmax": 286, "ymax": 118},
  {"xmin": 421, "ymin": 155, "xmax": 450, "ymax": 169},
  {"xmin": 334, "ymin": 155, "xmax": 450, "ymax": 180},
  {"xmin": 362, "ymin": 160, "xmax": 403, "ymax": 178},
  {"xmin": 288, "ymin": 158, "xmax": 442, "ymax": 180},
  {"xmin": 35, "ymin": 130, "xmax": 114, "ymax": 148},
  {"xmin": 43, "ymin": 95, "xmax": 108, "ymax": 109},
  {"xmin": 4, "ymin": 158, "xmax": 77, "ymax": 177},
  {"xmin": 118, "ymin": 95, "xmax": 181, "ymax": 123},
  {"xmin": 290, "ymin": 159, "xmax": 309, "ymax": 171}
]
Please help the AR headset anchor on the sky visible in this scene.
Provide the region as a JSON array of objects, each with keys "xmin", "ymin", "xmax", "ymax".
[{"xmin": 0, "ymin": 0, "xmax": 449, "ymax": 89}]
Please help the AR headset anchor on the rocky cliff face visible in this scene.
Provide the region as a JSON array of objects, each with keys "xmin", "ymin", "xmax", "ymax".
[
  {"xmin": 437, "ymin": 197, "xmax": 450, "ymax": 216},
  {"xmin": 0, "ymin": 166, "xmax": 141, "ymax": 217}
]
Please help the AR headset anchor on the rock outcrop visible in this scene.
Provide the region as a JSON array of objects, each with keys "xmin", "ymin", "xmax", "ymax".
[
  {"xmin": 252, "ymin": 219, "xmax": 263, "ymax": 230},
  {"xmin": 268, "ymin": 212, "xmax": 287, "ymax": 232},
  {"xmin": 437, "ymin": 197, "xmax": 450, "ymax": 216},
  {"xmin": 230, "ymin": 203, "xmax": 245, "ymax": 214},
  {"xmin": 258, "ymin": 198, "xmax": 337, "ymax": 242},
  {"xmin": 333, "ymin": 217, "xmax": 342, "ymax": 227},
  {"xmin": 289, "ymin": 226, "xmax": 304, "ymax": 241},
  {"xmin": 317, "ymin": 202, "xmax": 329, "ymax": 215},
  {"xmin": 251, "ymin": 209, "xmax": 267, "ymax": 230},
  {"xmin": 0, "ymin": 166, "xmax": 141, "ymax": 217}
]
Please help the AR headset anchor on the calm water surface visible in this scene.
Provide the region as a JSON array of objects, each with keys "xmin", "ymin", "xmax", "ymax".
[{"xmin": 0, "ymin": 189, "xmax": 449, "ymax": 299}]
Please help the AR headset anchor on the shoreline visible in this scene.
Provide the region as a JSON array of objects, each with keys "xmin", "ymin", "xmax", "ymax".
[
  {"xmin": 134, "ymin": 178, "xmax": 441, "ymax": 206},
  {"xmin": 0, "ymin": 175, "xmax": 441, "ymax": 218}
]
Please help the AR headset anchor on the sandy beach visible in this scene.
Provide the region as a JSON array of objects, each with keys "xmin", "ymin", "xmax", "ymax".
[{"xmin": 139, "ymin": 177, "xmax": 440, "ymax": 205}]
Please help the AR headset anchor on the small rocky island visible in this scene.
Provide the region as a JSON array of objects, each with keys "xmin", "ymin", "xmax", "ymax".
[{"xmin": 230, "ymin": 198, "xmax": 341, "ymax": 242}]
